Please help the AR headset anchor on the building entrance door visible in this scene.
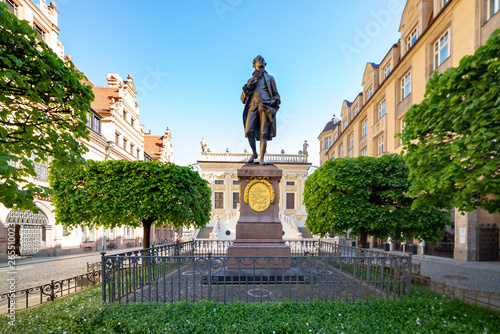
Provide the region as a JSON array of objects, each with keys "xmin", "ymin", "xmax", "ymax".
[
  {"xmin": 478, "ymin": 224, "xmax": 499, "ymax": 261},
  {"xmin": 6, "ymin": 209, "xmax": 47, "ymax": 256}
]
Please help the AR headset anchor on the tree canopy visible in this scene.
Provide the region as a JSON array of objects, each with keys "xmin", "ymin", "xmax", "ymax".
[
  {"xmin": 401, "ymin": 29, "xmax": 500, "ymax": 214},
  {"xmin": 0, "ymin": 3, "xmax": 93, "ymax": 212},
  {"xmin": 49, "ymin": 160, "xmax": 212, "ymax": 249},
  {"xmin": 303, "ymin": 155, "xmax": 448, "ymax": 247}
]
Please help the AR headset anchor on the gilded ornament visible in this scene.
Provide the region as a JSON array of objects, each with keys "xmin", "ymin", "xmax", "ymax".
[{"xmin": 244, "ymin": 177, "xmax": 275, "ymax": 212}]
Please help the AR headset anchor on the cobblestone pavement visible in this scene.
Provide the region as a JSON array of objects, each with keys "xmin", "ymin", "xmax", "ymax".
[
  {"xmin": 0, "ymin": 248, "xmax": 142, "ymax": 292},
  {"xmin": 410, "ymin": 254, "xmax": 500, "ymax": 293}
]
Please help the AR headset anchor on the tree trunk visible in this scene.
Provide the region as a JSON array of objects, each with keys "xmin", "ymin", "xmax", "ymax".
[
  {"xmin": 359, "ymin": 227, "xmax": 368, "ymax": 248},
  {"xmin": 142, "ymin": 218, "xmax": 153, "ymax": 249}
]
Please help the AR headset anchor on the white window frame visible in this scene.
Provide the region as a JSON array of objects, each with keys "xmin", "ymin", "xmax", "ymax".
[
  {"xmin": 353, "ymin": 104, "xmax": 359, "ymax": 116},
  {"xmin": 367, "ymin": 86, "xmax": 373, "ymax": 99},
  {"xmin": 361, "ymin": 119, "xmax": 368, "ymax": 137},
  {"xmin": 325, "ymin": 137, "xmax": 332, "ymax": 149},
  {"xmin": 378, "ymin": 135, "xmax": 385, "ymax": 155},
  {"xmin": 123, "ymin": 138, "xmax": 127, "ymax": 151},
  {"xmin": 378, "ymin": 99, "xmax": 386, "ymax": 119},
  {"xmin": 362, "ymin": 148, "xmax": 368, "ymax": 156},
  {"xmin": 340, "ymin": 144, "xmax": 344, "ymax": 158},
  {"xmin": 488, "ymin": 0, "xmax": 499, "ymax": 19},
  {"xmin": 6, "ymin": 0, "xmax": 18, "ymax": 16},
  {"xmin": 434, "ymin": 30, "xmax": 450, "ymax": 70},
  {"xmin": 384, "ymin": 62, "xmax": 391, "ymax": 78},
  {"xmin": 406, "ymin": 27, "xmax": 418, "ymax": 51},
  {"xmin": 343, "ymin": 121, "xmax": 348, "ymax": 130},
  {"xmin": 350, "ymin": 133, "xmax": 354, "ymax": 149},
  {"xmin": 401, "ymin": 71, "xmax": 411, "ymax": 100}
]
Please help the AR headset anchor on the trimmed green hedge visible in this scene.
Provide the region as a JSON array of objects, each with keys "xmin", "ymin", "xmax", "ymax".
[{"xmin": 1, "ymin": 285, "xmax": 499, "ymax": 333}]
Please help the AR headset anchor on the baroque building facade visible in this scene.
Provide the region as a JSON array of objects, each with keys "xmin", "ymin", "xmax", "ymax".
[
  {"xmin": 190, "ymin": 141, "xmax": 314, "ymax": 240},
  {"xmin": 0, "ymin": 0, "xmax": 176, "ymax": 261},
  {"xmin": 318, "ymin": 0, "xmax": 500, "ymax": 261}
]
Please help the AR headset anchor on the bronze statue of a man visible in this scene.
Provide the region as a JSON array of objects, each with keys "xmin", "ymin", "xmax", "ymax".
[{"xmin": 241, "ymin": 55, "xmax": 280, "ymax": 165}]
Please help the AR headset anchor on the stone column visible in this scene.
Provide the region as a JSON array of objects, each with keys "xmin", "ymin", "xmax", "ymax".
[{"xmin": 227, "ymin": 164, "xmax": 291, "ymax": 268}]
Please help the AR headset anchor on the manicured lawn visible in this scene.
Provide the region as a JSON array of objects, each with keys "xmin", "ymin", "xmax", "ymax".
[{"xmin": 1, "ymin": 285, "xmax": 499, "ymax": 333}]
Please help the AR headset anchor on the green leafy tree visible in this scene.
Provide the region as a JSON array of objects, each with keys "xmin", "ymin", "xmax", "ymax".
[
  {"xmin": 49, "ymin": 160, "xmax": 212, "ymax": 249},
  {"xmin": 400, "ymin": 29, "xmax": 500, "ymax": 214},
  {"xmin": 303, "ymin": 155, "xmax": 448, "ymax": 247},
  {"xmin": 0, "ymin": 3, "xmax": 93, "ymax": 212}
]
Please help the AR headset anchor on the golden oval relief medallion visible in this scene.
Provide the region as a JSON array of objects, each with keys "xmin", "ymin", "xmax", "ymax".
[{"xmin": 244, "ymin": 178, "xmax": 275, "ymax": 213}]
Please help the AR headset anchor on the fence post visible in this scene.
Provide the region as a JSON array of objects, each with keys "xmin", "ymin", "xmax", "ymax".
[
  {"xmin": 50, "ymin": 280, "xmax": 55, "ymax": 301},
  {"xmin": 407, "ymin": 255, "xmax": 412, "ymax": 297},
  {"xmin": 101, "ymin": 251, "xmax": 106, "ymax": 302},
  {"xmin": 207, "ymin": 252, "xmax": 212, "ymax": 299}
]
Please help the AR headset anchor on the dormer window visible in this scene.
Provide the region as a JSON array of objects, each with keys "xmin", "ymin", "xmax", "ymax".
[
  {"xmin": 353, "ymin": 104, "xmax": 359, "ymax": 116},
  {"xmin": 367, "ymin": 87, "xmax": 373, "ymax": 99},
  {"xmin": 384, "ymin": 62, "xmax": 391, "ymax": 78},
  {"xmin": 406, "ymin": 27, "xmax": 418, "ymax": 51},
  {"xmin": 325, "ymin": 138, "xmax": 332, "ymax": 149},
  {"xmin": 6, "ymin": 0, "xmax": 17, "ymax": 15},
  {"xmin": 87, "ymin": 110, "xmax": 101, "ymax": 134}
]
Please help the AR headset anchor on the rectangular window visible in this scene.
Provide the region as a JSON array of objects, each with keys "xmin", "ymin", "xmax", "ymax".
[
  {"xmin": 378, "ymin": 99, "xmax": 386, "ymax": 119},
  {"xmin": 137, "ymin": 149, "xmax": 140, "ymax": 159},
  {"xmin": 110, "ymin": 229, "xmax": 115, "ymax": 241},
  {"xmin": 34, "ymin": 24, "xmax": 45, "ymax": 41},
  {"xmin": 334, "ymin": 133, "xmax": 338, "ymax": 141},
  {"xmin": 215, "ymin": 180, "xmax": 224, "ymax": 185},
  {"xmin": 384, "ymin": 62, "xmax": 391, "ymax": 78},
  {"xmin": 353, "ymin": 105, "xmax": 359, "ymax": 116},
  {"xmin": 286, "ymin": 193, "xmax": 295, "ymax": 210},
  {"xmin": 123, "ymin": 111, "xmax": 127, "ymax": 121},
  {"xmin": 325, "ymin": 137, "xmax": 332, "ymax": 148},
  {"xmin": 349, "ymin": 133, "xmax": 354, "ymax": 149},
  {"xmin": 362, "ymin": 119, "xmax": 368, "ymax": 137},
  {"xmin": 343, "ymin": 121, "xmax": 348, "ymax": 130},
  {"xmin": 401, "ymin": 71, "xmax": 411, "ymax": 100},
  {"xmin": 362, "ymin": 148, "xmax": 368, "ymax": 156},
  {"xmin": 87, "ymin": 111, "xmax": 101, "ymax": 133},
  {"xmin": 340, "ymin": 144, "xmax": 344, "ymax": 158},
  {"xmin": 434, "ymin": 30, "xmax": 450, "ymax": 70},
  {"xmin": 367, "ymin": 87, "xmax": 373, "ymax": 99},
  {"xmin": 214, "ymin": 192, "xmax": 223, "ymax": 209},
  {"xmin": 6, "ymin": 0, "xmax": 17, "ymax": 15},
  {"xmin": 130, "ymin": 143, "xmax": 134, "ymax": 155},
  {"xmin": 378, "ymin": 135, "xmax": 385, "ymax": 154},
  {"xmin": 81, "ymin": 226, "xmax": 86, "ymax": 242},
  {"xmin": 232, "ymin": 192, "xmax": 239, "ymax": 209},
  {"xmin": 123, "ymin": 138, "xmax": 127, "ymax": 151},
  {"xmin": 131, "ymin": 118, "xmax": 135, "ymax": 127},
  {"xmin": 233, "ymin": 180, "xmax": 239, "ymax": 185},
  {"xmin": 406, "ymin": 27, "xmax": 418, "ymax": 51},
  {"xmin": 115, "ymin": 133, "xmax": 120, "ymax": 145},
  {"xmin": 489, "ymin": 0, "xmax": 499, "ymax": 19},
  {"xmin": 88, "ymin": 229, "xmax": 95, "ymax": 242},
  {"xmin": 286, "ymin": 181, "xmax": 295, "ymax": 186}
]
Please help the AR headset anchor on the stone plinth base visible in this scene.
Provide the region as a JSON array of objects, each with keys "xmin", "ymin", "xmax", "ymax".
[{"xmin": 227, "ymin": 164, "xmax": 291, "ymax": 269}]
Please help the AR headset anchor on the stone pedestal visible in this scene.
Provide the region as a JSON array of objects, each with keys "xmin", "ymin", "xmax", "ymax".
[{"xmin": 227, "ymin": 164, "xmax": 291, "ymax": 268}]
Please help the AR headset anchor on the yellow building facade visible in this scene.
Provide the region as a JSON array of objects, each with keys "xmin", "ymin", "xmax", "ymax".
[{"xmin": 318, "ymin": 0, "xmax": 500, "ymax": 261}]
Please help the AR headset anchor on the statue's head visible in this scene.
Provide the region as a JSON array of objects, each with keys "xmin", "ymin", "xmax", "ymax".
[{"xmin": 253, "ymin": 55, "xmax": 266, "ymax": 70}]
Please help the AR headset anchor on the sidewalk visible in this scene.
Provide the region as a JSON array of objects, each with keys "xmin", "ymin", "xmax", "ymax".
[
  {"xmin": 409, "ymin": 253, "xmax": 500, "ymax": 293},
  {"xmin": 0, "ymin": 247, "xmax": 143, "ymax": 291}
]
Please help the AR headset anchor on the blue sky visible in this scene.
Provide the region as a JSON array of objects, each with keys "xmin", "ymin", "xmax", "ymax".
[{"xmin": 57, "ymin": 0, "xmax": 405, "ymax": 166}]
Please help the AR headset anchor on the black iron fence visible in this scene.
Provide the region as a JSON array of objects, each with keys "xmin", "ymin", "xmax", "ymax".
[
  {"xmin": 0, "ymin": 269, "xmax": 101, "ymax": 314},
  {"xmin": 102, "ymin": 241, "xmax": 412, "ymax": 304}
]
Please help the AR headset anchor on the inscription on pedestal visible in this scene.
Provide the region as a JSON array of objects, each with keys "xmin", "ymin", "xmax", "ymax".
[{"xmin": 244, "ymin": 178, "xmax": 275, "ymax": 212}]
